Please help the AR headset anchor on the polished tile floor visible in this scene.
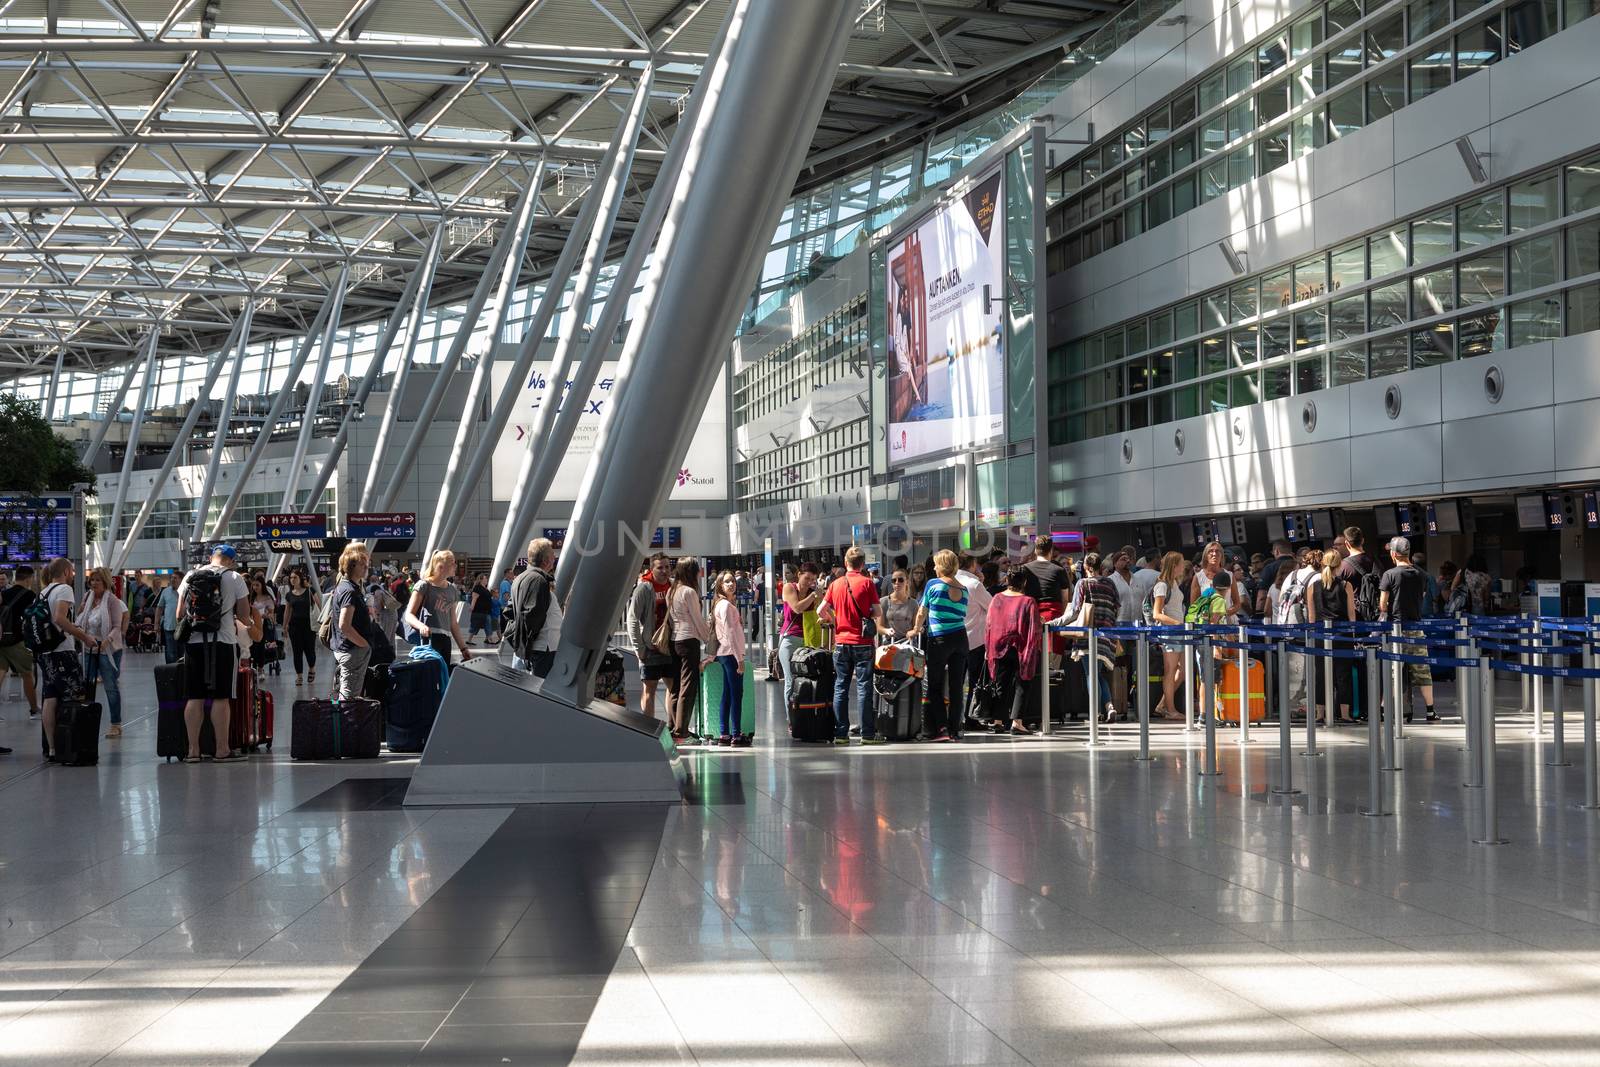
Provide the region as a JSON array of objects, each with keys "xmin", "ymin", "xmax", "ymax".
[{"xmin": 2, "ymin": 650, "xmax": 1599, "ymax": 1065}]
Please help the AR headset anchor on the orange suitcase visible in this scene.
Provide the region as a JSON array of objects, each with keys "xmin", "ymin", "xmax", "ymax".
[{"xmin": 1217, "ymin": 658, "xmax": 1266, "ymax": 723}]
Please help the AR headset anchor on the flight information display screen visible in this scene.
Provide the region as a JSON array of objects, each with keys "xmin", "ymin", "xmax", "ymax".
[{"xmin": 0, "ymin": 510, "xmax": 69, "ymax": 563}]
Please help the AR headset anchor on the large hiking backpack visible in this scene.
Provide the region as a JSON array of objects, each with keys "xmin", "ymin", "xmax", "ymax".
[
  {"xmin": 1184, "ymin": 589, "xmax": 1223, "ymax": 626},
  {"xmin": 183, "ymin": 567, "xmax": 228, "ymax": 634},
  {"xmin": 1277, "ymin": 568, "xmax": 1312, "ymax": 625},
  {"xmin": 21, "ymin": 584, "xmax": 65, "ymax": 653}
]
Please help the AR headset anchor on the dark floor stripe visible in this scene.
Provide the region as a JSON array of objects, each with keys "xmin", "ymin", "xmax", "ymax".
[{"xmin": 256, "ymin": 803, "xmax": 668, "ymax": 1067}]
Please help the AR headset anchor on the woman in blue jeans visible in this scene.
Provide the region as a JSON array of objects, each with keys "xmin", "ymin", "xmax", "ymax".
[
  {"xmin": 76, "ymin": 567, "xmax": 128, "ymax": 738},
  {"xmin": 914, "ymin": 551, "xmax": 969, "ymax": 741},
  {"xmin": 710, "ymin": 572, "xmax": 747, "ymax": 745},
  {"xmin": 777, "ymin": 564, "xmax": 820, "ymax": 712}
]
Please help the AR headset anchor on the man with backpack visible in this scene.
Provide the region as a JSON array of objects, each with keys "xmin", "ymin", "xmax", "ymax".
[
  {"xmin": 28, "ymin": 557, "xmax": 100, "ymax": 761},
  {"xmin": 174, "ymin": 544, "xmax": 251, "ymax": 763},
  {"xmin": 0, "ymin": 565, "xmax": 41, "ymax": 722},
  {"xmin": 1338, "ymin": 526, "xmax": 1382, "ymax": 720},
  {"xmin": 1275, "ymin": 547, "xmax": 1317, "ymax": 717},
  {"xmin": 503, "ymin": 538, "xmax": 561, "ymax": 678}
]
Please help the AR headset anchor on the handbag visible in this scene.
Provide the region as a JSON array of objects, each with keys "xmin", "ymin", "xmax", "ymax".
[{"xmin": 651, "ymin": 588, "xmax": 677, "ymax": 656}]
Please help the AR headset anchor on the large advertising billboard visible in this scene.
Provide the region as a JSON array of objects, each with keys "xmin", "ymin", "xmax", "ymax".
[
  {"xmin": 490, "ymin": 361, "xmax": 727, "ymax": 503},
  {"xmin": 886, "ymin": 168, "xmax": 1006, "ymax": 465}
]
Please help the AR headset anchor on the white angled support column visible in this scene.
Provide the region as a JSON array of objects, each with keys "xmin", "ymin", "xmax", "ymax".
[
  {"xmin": 82, "ymin": 341, "xmax": 148, "ymax": 467},
  {"xmin": 104, "ymin": 332, "xmax": 160, "ymax": 561},
  {"xmin": 465, "ymin": 70, "xmax": 654, "ymax": 570},
  {"xmin": 359, "ymin": 225, "xmax": 445, "ymax": 512},
  {"xmin": 276, "ymin": 267, "xmax": 350, "ymax": 524},
  {"xmin": 190, "ymin": 302, "xmax": 256, "ymax": 543},
  {"xmin": 421, "ymin": 166, "xmax": 546, "ymax": 559},
  {"xmin": 43, "ymin": 347, "xmax": 66, "ymax": 423},
  {"xmin": 206, "ymin": 293, "xmax": 338, "ymax": 540},
  {"xmin": 114, "ymin": 311, "xmax": 249, "ymax": 570},
  {"xmin": 376, "ymin": 173, "xmax": 544, "ymax": 519}
]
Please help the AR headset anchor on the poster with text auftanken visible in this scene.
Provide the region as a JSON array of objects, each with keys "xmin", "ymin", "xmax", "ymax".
[{"xmin": 885, "ymin": 169, "xmax": 1005, "ymax": 466}]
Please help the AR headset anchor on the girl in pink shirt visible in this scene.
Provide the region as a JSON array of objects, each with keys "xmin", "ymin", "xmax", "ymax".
[{"xmin": 711, "ymin": 571, "xmax": 746, "ymax": 745}]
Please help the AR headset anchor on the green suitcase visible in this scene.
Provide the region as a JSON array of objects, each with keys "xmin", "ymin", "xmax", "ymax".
[{"xmin": 696, "ymin": 661, "xmax": 756, "ymax": 740}]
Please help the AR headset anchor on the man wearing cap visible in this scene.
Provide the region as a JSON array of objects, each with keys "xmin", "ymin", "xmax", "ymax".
[
  {"xmin": 1379, "ymin": 536, "xmax": 1436, "ymax": 722},
  {"xmin": 175, "ymin": 544, "xmax": 251, "ymax": 762}
]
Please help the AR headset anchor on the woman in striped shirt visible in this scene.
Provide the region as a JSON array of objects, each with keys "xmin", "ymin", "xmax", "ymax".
[{"xmin": 914, "ymin": 549, "xmax": 969, "ymax": 742}]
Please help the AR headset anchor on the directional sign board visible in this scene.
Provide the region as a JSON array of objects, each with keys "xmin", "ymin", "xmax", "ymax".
[
  {"xmin": 347, "ymin": 512, "xmax": 417, "ymax": 540},
  {"xmin": 269, "ymin": 537, "xmax": 350, "ymax": 557},
  {"xmin": 189, "ymin": 541, "xmax": 269, "ymax": 566},
  {"xmin": 255, "ymin": 513, "xmax": 327, "ymax": 540}
]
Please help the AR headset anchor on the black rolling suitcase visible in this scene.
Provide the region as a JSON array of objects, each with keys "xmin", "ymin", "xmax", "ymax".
[
  {"xmin": 383, "ymin": 658, "xmax": 443, "ymax": 753},
  {"xmin": 49, "ymin": 697, "xmax": 102, "ymax": 765},
  {"xmin": 787, "ymin": 676, "xmax": 835, "ymax": 742},
  {"xmin": 872, "ymin": 671, "xmax": 920, "ymax": 741}
]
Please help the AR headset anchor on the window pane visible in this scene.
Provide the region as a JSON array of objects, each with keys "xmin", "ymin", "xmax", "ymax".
[
  {"xmin": 1175, "ymin": 302, "xmax": 1199, "ymax": 338},
  {"xmin": 1331, "ymin": 293, "xmax": 1367, "ymax": 339},
  {"xmin": 1457, "ymin": 190, "xmax": 1505, "ymax": 248},
  {"xmin": 1153, "ymin": 390, "xmax": 1174, "ymax": 425},
  {"xmin": 1296, "ymin": 355, "xmax": 1327, "ymax": 393},
  {"xmin": 1412, "ymin": 212, "xmax": 1453, "ymax": 265},
  {"xmin": 1409, "ymin": 0, "xmax": 1451, "ymax": 39},
  {"xmin": 1509, "ymin": 234, "xmax": 1559, "ymax": 293},
  {"xmin": 1127, "ymin": 319, "xmax": 1148, "ymax": 355},
  {"xmin": 1326, "ymin": 0, "xmax": 1362, "ymax": 34},
  {"xmin": 1455, "ymin": 21, "xmax": 1502, "ymax": 79},
  {"xmin": 1261, "ymin": 319, "xmax": 1291, "ymax": 361},
  {"xmin": 1412, "ymin": 322, "xmax": 1455, "ymax": 366},
  {"xmin": 1198, "ymin": 72, "xmax": 1226, "ymax": 112},
  {"xmin": 1231, "ymin": 371, "xmax": 1260, "ymax": 408},
  {"xmin": 1295, "ymin": 255, "xmax": 1328, "ymax": 300},
  {"xmin": 1370, "ymin": 280, "xmax": 1409, "ymax": 328},
  {"xmin": 1171, "ymin": 131, "xmax": 1196, "ymax": 170},
  {"xmin": 1459, "ymin": 248, "xmax": 1507, "ymax": 304},
  {"xmin": 1231, "ymin": 280, "xmax": 1260, "ymax": 321},
  {"xmin": 1263, "ymin": 364, "xmax": 1293, "ymax": 400},
  {"xmin": 1567, "ymin": 153, "xmax": 1600, "ymax": 213},
  {"xmin": 1292, "ymin": 109, "xmax": 1325, "ymax": 157},
  {"xmin": 1506, "ymin": 0, "xmax": 1556, "ymax": 53},
  {"xmin": 1410, "ymin": 46, "xmax": 1452, "ymax": 100},
  {"xmin": 1262, "ymin": 267, "xmax": 1294, "ymax": 310},
  {"xmin": 1257, "ymin": 82, "xmax": 1289, "ymax": 123},
  {"xmin": 1369, "ymin": 334, "xmax": 1409, "ymax": 377},
  {"xmin": 1149, "ymin": 310, "xmax": 1174, "ymax": 346},
  {"xmin": 1331, "ymin": 242, "xmax": 1366, "ymax": 290},
  {"xmin": 1294, "ymin": 307, "xmax": 1329, "ymax": 350},
  {"xmin": 1367, "ymin": 66, "xmax": 1405, "ymax": 121},
  {"xmin": 1174, "ymin": 386, "xmax": 1200, "ymax": 419},
  {"xmin": 1172, "ymin": 175, "xmax": 1197, "ymax": 215},
  {"xmin": 1328, "ymin": 87, "xmax": 1363, "ymax": 138},
  {"xmin": 1203, "ymin": 290, "xmax": 1229, "ymax": 329},
  {"xmin": 1172, "ymin": 91, "xmax": 1197, "ymax": 128},
  {"xmin": 1457, "ymin": 309, "xmax": 1506, "ymax": 356},
  {"xmin": 1231, "ymin": 324, "xmax": 1260, "ymax": 365},
  {"xmin": 1292, "ymin": 12, "xmax": 1324, "ymax": 58},
  {"xmin": 1366, "ymin": 14, "xmax": 1405, "ymax": 64},
  {"xmin": 1331, "ymin": 342, "xmax": 1368, "ymax": 384},
  {"xmin": 1291, "ymin": 61, "xmax": 1321, "ymax": 107},
  {"xmin": 1566, "ymin": 285, "xmax": 1600, "ymax": 335},
  {"xmin": 1569, "ymin": 221, "xmax": 1600, "ymax": 279},
  {"xmin": 1202, "ymin": 334, "xmax": 1229, "ymax": 374},
  {"xmin": 1228, "ymin": 57, "xmax": 1253, "ymax": 96},
  {"xmin": 1148, "ymin": 144, "xmax": 1171, "ymax": 183},
  {"xmin": 1228, "ymin": 145, "xmax": 1254, "ymax": 189},
  {"xmin": 1413, "ymin": 267, "xmax": 1455, "ymax": 316},
  {"xmin": 1259, "ymin": 126, "xmax": 1289, "ymax": 174},
  {"xmin": 1202, "ymin": 157, "xmax": 1228, "ymax": 201},
  {"xmin": 1207, "ymin": 378, "xmax": 1230, "ymax": 412},
  {"xmin": 1147, "ymin": 187, "xmax": 1172, "ymax": 227},
  {"xmin": 1510, "ymin": 297, "xmax": 1561, "ymax": 345},
  {"xmin": 1173, "ymin": 342, "xmax": 1198, "ymax": 381},
  {"xmin": 1566, "ymin": 0, "xmax": 1599, "ymax": 25},
  {"xmin": 1370, "ymin": 227, "xmax": 1408, "ymax": 277},
  {"xmin": 1510, "ymin": 171, "xmax": 1559, "ymax": 232},
  {"xmin": 1150, "ymin": 346, "xmax": 1174, "ymax": 389},
  {"xmin": 1259, "ymin": 36, "xmax": 1288, "ymax": 77}
]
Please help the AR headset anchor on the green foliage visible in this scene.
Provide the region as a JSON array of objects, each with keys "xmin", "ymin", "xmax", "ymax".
[{"xmin": 0, "ymin": 393, "xmax": 95, "ymax": 494}]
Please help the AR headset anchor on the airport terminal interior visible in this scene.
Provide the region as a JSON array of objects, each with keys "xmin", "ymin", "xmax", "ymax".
[{"xmin": 5, "ymin": 0, "xmax": 1600, "ymax": 1064}]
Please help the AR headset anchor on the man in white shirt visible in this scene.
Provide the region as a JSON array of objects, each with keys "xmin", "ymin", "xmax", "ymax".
[
  {"xmin": 175, "ymin": 544, "xmax": 251, "ymax": 763},
  {"xmin": 956, "ymin": 553, "xmax": 993, "ymax": 728},
  {"xmin": 36, "ymin": 557, "xmax": 101, "ymax": 761}
]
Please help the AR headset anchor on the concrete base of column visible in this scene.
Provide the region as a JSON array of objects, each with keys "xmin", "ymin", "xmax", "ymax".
[{"xmin": 405, "ymin": 657, "xmax": 684, "ymax": 806}]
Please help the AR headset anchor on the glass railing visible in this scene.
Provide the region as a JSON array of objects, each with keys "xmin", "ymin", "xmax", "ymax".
[{"xmin": 737, "ymin": 0, "xmax": 1181, "ymax": 336}]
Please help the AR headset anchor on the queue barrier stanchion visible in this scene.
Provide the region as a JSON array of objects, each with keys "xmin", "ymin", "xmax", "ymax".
[
  {"xmin": 1464, "ymin": 638, "xmax": 1482, "ymax": 790},
  {"xmin": 1041, "ymin": 624, "xmax": 1051, "ymax": 740},
  {"xmin": 1549, "ymin": 633, "xmax": 1570, "ymax": 768},
  {"xmin": 1383, "ymin": 626, "xmax": 1402, "ymax": 772},
  {"xmin": 1236, "ymin": 625, "xmax": 1251, "ymax": 747},
  {"xmin": 1086, "ymin": 618, "xmax": 1101, "ymax": 748},
  {"xmin": 1135, "ymin": 628, "xmax": 1153, "ymax": 762},
  {"xmin": 1522, "ymin": 616, "xmax": 1534, "ymax": 727},
  {"xmin": 1533, "ymin": 618, "xmax": 1546, "ymax": 740},
  {"xmin": 1476, "ymin": 652, "xmax": 1507, "ymax": 845},
  {"xmin": 1584, "ymin": 623, "xmax": 1599, "ymax": 811},
  {"xmin": 1183, "ymin": 622, "xmax": 1197, "ymax": 732},
  {"xmin": 1317, "ymin": 619, "xmax": 1334, "ymax": 745},
  {"xmin": 1361, "ymin": 646, "xmax": 1388, "ymax": 816},
  {"xmin": 1274, "ymin": 635, "xmax": 1298, "ymax": 796},
  {"xmin": 1390, "ymin": 621, "xmax": 1405, "ymax": 743},
  {"xmin": 1200, "ymin": 634, "xmax": 1220, "ymax": 777}
]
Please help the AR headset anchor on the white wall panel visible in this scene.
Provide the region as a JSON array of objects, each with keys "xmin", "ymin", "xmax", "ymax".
[
  {"xmin": 1551, "ymin": 332, "xmax": 1600, "ymax": 402},
  {"xmin": 1347, "ymin": 366, "xmax": 1441, "ymax": 437},
  {"xmin": 1440, "ymin": 343, "xmax": 1554, "ymax": 421},
  {"xmin": 1348, "ymin": 425, "xmax": 1444, "ymax": 492},
  {"xmin": 1440, "ymin": 408, "xmax": 1556, "ymax": 487}
]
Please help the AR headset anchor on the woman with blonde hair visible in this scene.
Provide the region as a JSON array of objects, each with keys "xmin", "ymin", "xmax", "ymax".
[
  {"xmin": 710, "ymin": 570, "xmax": 746, "ymax": 746},
  {"xmin": 1150, "ymin": 551, "xmax": 1187, "ymax": 720},
  {"xmin": 914, "ymin": 549, "xmax": 969, "ymax": 741},
  {"xmin": 77, "ymin": 567, "xmax": 128, "ymax": 738},
  {"xmin": 403, "ymin": 549, "xmax": 473, "ymax": 664}
]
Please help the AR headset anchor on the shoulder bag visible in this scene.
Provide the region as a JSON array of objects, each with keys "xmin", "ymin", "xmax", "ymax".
[{"xmin": 651, "ymin": 587, "xmax": 677, "ymax": 656}]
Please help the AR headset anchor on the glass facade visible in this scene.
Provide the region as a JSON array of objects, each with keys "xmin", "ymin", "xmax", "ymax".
[
  {"xmin": 1044, "ymin": 0, "xmax": 1593, "ymax": 273},
  {"xmin": 1049, "ymin": 150, "xmax": 1600, "ymax": 444}
]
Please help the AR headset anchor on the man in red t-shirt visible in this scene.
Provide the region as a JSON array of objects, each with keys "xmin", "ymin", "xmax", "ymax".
[{"xmin": 819, "ymin": 547, "xmax": 886, "ymax": 744}]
